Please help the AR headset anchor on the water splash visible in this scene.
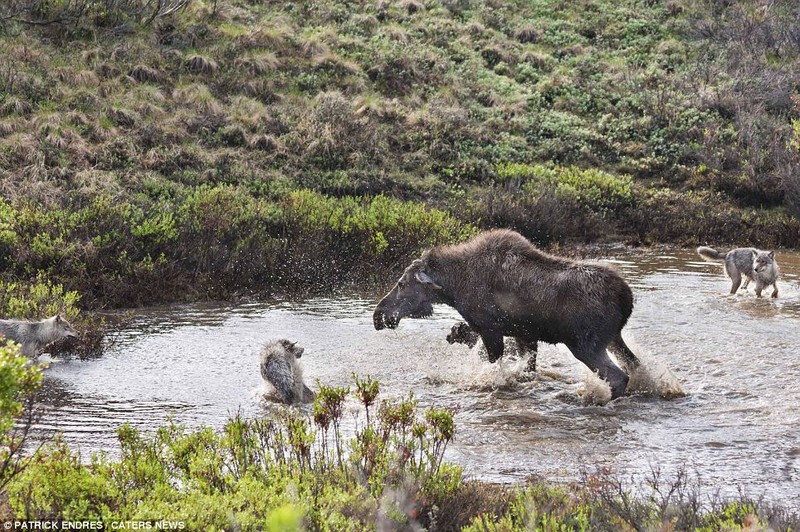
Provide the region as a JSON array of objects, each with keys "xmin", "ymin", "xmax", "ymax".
[
  {"xmin": 623, "ymin": 336, "xmax": 685, "ymax": 399},
  {"xmin": 576, "ymin": 336, "xmax": 685, "ymax": 405},
  {"xmin": 422, "ymin": 343, "xmax": 534, "ymax": 392}
]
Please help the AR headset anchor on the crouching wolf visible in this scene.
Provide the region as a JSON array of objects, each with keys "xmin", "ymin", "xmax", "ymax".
[
  {"xmin": 260, "ymin": 339, "xmax": 316, "ymax": 404},
  {"xmin": 697, "ymin": 246, "xmax": 779, "ymax": 298},
  {"xmin": 0, "ymin": 314, "xmax": 79, "ymax": 356}
]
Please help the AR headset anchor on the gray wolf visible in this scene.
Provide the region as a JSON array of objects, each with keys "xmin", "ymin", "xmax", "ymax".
[
  {"xmin": 374, "ymin": 229, "xmax": 639, "ymax": 399},
  {"xmin": 446, "ymin": 321, "xmax": 479, "ymax": 347},
  {"xmin": 260, "ymin": 339, "xmax": 316, "ymax": 404},
  {"xmin": 697, "ymin": 246, "xmax": 779, "ymax": 298},
  {"xmin": 0, "ymin": 314, "xmax": 79, "ymax": 356},
  {"xmin": 447, "ymin": 320, "xmax": 538, "ymax": 372}
]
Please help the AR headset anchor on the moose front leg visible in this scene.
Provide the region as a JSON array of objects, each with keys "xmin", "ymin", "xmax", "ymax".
[{"xmin": 481, "ymin": 331, "xmax": 505, "ymax": 363}]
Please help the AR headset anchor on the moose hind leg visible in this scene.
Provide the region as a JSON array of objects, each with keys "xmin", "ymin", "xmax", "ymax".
[
  {"xmin": 514, "ymin": 337, "xmax": 538, "ymax": 372},
  {"xmin": 608, "ymin": 334, "xmax": 639, "ymax": 372},
  {"xmin": 570, "ymin": 343, "xmax": 629, "ymax": 400}
]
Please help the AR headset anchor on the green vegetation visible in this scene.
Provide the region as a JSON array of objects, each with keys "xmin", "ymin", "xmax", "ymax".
[
  {"xmin": 1, "ymin": 1, "xmax": 800, "ymax": 528},
  {"xmin": 2, "ymin": 372, "xmax": 797, "ymax": 530},
  {"xmin": 1, "ymin": 0, "xmax": 800, "ymax": 312},
  {"xmin": 0, "ymin": 342, "xmax": 44, "ymax": 494}
]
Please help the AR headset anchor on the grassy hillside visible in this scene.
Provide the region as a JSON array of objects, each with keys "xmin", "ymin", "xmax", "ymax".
[{"xmin": 1, "ymin": 0, "xmax": 800, "ymax": 309}]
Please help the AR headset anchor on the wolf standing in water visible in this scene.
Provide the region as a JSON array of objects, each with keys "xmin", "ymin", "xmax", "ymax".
[
  {"xmin": 697, "ymin": 246, "xmax": 780, "ymax": 298},
  {"xmin": 0, "ymin": 314, "xmax": 79, "ymax": 356},
  {"xmin": 260, "ymin": 339, "xmax": 316, "ymax": 404}
]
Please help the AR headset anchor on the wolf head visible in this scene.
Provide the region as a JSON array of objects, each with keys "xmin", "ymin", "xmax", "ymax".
[
  {"xmin": 278, "ymin": 339, "xmax": 304, "ymax": 358},
  {"xmin": 51, "ymin": 314, "xmax": 79, "ymax": 340},
  {"xmin": 752, "ymin": 250, "xmax": 775, "ymax": 274},
  {"xmin": 446, "ymin": 321, "xmax": 479, "ymax": 348}
]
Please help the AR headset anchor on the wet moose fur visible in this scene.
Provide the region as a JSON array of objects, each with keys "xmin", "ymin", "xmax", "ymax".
[{"xmin": 374, "ymin": 229, "xmax": 640, "ymax": 399}]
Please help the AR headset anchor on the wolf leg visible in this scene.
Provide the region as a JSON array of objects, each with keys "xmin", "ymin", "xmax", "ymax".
[
  {"xmin": 728, "ymin": 271, "xmax": 742, "ymax": 294},
  {"xmin": 771, "ymin": 282, "xmax": 778, "ymax": 298},
  {"xmin": 754, "ymin": 280, "xmax": 765, "ymax": 297}
]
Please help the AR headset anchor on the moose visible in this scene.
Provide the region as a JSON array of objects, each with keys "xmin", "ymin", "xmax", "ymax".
[{"xmin": 373, "ymin": 229, "xmax": 640, "ymax": 399}]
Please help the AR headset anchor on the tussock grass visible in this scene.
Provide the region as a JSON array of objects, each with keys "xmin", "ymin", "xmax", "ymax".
[{"xmin": 185, "ymin": 54, "xmax": 219, "ymax": 75}]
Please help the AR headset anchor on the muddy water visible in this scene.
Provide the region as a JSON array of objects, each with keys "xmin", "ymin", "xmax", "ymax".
[{"xmin": 35, "ymin": 248, "xmax": 800, "ymax": 505}]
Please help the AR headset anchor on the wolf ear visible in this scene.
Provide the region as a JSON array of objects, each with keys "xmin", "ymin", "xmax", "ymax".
[
  {"xmin": 56, "ymin": 314, "xmax": 62, "ymax": 322},
  {"xmin": 415, "ymin": 271, "xmax": 442, "ymax": 290},
  {"xmin": 751, "ymin": 250, "xmax": 758, "ymax": 257},
  {"xmin": 768, "ymin": 251, "xmax": 774, "ymax": 259}
]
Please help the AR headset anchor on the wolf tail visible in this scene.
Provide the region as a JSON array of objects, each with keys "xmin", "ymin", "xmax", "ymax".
[{"xmin": 697, "ymin": 246, "xmax": 726, "ymax": 261}]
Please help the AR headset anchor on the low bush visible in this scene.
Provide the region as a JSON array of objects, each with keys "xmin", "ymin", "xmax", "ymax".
[
  {"xmin": 497, "ymin": 163, "xmax": 636, "ymax": 216},
  {"xmin": 7, "ymin": 376, "xmax": 465, "ymax": 529},
  {"xmin": 5, "ymin": 374, "xmax": 799, "ymax": 529},
  {"xmin": 628, "ymin": 188, "xmax": 800, "ymax": 248},
  {"xmin": 281, "ymin": 190, "xmax": 475, "ymax": 288},
  {"xmin": 0, "ymin": 342, "xmax": 44, "ymax": 515},
  {"xmin": 0, "ymin": 189, "xmax": 473, "ymax": 306}
]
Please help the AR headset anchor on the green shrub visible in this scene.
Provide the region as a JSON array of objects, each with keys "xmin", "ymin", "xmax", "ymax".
[
  {"xmin": 280, "ymin": 190, "xmax": 475, "ymax": 287},
  {"xmin": 497, "ymin": 163, "xmax": 635, "ymax": 216},
  {"xmin": 0, "ymin": 273, "xmax": 80, "ymax": 321},
  {"xmin": 8, "ymin": 376, "xmax": 462, "ymax": 529},
  {"xmin": 0, "ymin": 342, "xmax": 44, "ymax": 497}
]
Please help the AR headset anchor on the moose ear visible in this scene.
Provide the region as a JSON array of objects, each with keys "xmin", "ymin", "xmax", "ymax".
[{"xmin": 415, "ymin": 271, "xmax": 442, "ymax": 290}]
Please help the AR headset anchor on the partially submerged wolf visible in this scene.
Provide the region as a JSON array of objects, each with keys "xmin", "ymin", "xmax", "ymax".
[
  {"xmin": 0, "ymin": 314, "xmax": 79, "ymax": 356},
  {"xmin": 260, "ymin": 339, "xmax": 316, "ymax": 404},
  {"xmin": 697, "ymin": 246, "xmax": 779, "ymax": 298},
  {"xmin": 374, "ymin": 229, "xmax": 640, "ymax": 399}
]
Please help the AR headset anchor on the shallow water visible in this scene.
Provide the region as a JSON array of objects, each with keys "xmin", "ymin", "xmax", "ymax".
[{"xmin": 34, "ymin": 248, "xmax": 800, "ymax": 505}]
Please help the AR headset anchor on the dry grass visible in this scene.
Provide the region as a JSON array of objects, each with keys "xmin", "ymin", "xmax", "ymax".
[
  {"xmin": 379, "ymin": 24, "xmax": 409, "ymax": 43},
  {"xmin": 228, "ymin": 95, "xmax": 269, "ymax": 129},
  {"xmin": 0, "ymin": 96, "xmax": 33, "ymax": 117},
  {"xmin": 0, "ymin": 120, "xmax": 20, "ymax": 137},
  {"xmin": 400, "ymin": 0, "xmax": 424, "ymax": 14},
  {"xmin": 235, "ymin": 24, "xmax": 292, "ymax": 51},
  {"xmin": 185, "ymin": 54, "xmax": 219, "ymax": 75},
  {"xmin": 248, "ymin": 133, "xmax": 280, "ymax": 152},
  {"xmin": 299, "ymin": 28, "xmax": 337, "ymax": 59},
  {"xmin": 129, "ymin": 64, "xmax": 164, "ymax": 84},
  {"xmin": 234, "ymin": 52, "xmax": 280, "ymax": 75},
  {"xmin": 172, "ymin": 83, "xmax": 224, "ymax": 115},
  {"xmin": 514, "ymin": 25, "xmax": 540, "ymax": 43}
]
